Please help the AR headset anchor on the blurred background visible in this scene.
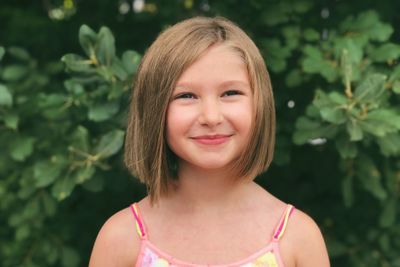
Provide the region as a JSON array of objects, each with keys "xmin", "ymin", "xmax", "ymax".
[{"xmin": 1, "ymin": 0, "xmax": 400, "ymax": 266}]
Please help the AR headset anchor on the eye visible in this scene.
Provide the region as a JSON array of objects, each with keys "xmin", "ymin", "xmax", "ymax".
[
  {"xmin": 222, "ymin": 90, "xmax": 242, "ymax": 97},
  {"xmin": 175, "ymin": 93, "xmax": 196, "ymax": 99}
]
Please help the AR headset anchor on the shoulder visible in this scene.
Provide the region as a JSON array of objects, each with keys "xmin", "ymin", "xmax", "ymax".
[
  {"xmin": 280, "ymin": 208, "xmax": 330, "ymax": 267},
  {"xmin": 88, "ymin": 205, "xmax": 141, "ymax": 267}
]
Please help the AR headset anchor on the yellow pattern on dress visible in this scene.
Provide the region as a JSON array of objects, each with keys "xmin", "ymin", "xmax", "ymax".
[{"xmin": 253, "ymin": 251, "xmax": 278, "ymax": 267}]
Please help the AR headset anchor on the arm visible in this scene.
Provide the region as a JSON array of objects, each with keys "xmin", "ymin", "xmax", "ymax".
[
  {"xmin": 89, "ymin": 208, "xmax": 140, "ymax": 267},
  {"xmin": 280, "ymin": 209, "xmax": 330, "ymax": 267},
  {"xmin": 291, "ymin": 210, "xmax": 331, "ymax": 267}
]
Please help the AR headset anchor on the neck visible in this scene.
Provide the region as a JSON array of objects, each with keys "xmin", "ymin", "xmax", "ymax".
[{"xmin": 166, "ymin": 161, "xmax": 254, "ymax": 212}]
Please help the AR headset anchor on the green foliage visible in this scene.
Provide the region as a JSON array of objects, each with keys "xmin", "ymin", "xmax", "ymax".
[
  {"xmin": 1, "ymin": 1, "xmax": 400, "ymax": 266},
  {"xmin": 0, "ymin": 24, "xmax": 140, "ymax": 266}
]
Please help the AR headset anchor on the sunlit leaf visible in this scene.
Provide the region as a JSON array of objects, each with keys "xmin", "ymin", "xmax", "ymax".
[
  {"xmin": 4, "ymin": 112, "xmax": 19, "ymax": 130},
  {"xmin": 10, "ymin": 136, "xmax": 35, "ymax": 161},
  {"xmin": 354, "ymin": 73, "xmax": 387, "ymax": 103},
  {"xmin": 0, "ymin": 84, "xmax": 12, "ymax": 107},
  {"xmin": 346, "ymin": 120, "xmax": 363, "ymax": 141},
  {"xmin": 51, "ymin": 175, "xmax": 76, "ymax": 201},
  {"xmin": 369, "ymin": 43, "xmax": 400, "ymax": 62}
]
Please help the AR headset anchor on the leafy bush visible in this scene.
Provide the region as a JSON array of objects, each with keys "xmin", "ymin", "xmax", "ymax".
[{"xmin": 1, "ymin": 1, "xmax": 399, "ymax": 266}]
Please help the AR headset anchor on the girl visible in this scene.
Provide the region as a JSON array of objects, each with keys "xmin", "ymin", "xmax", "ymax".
[{"xmin": 89, "ymin": 17, "xmax": 330, "ymax": 267}]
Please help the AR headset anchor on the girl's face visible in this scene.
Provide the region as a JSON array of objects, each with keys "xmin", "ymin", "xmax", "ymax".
[{"xmin": 166, "ymin": 44, "xmax": 253, "ymax": 173}]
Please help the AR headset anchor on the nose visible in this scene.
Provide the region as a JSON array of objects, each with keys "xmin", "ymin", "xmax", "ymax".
[{"xmin": 198, "ymin": 98, "xmax": 223, "ymax": 127}]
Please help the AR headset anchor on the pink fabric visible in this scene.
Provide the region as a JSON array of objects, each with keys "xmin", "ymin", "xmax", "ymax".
[{"xmin": 131, "ymin": 204, "xmax": 295, "ymax": 267}]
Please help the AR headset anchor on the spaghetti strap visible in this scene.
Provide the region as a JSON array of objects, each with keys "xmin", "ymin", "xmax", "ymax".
[
  {"xmin": 273, "ymin": 204, "xmax": 295, "ymax": 241},
  {"xmin": 130, "ymin": 203, "xmax": 147, "ymax": 239}
]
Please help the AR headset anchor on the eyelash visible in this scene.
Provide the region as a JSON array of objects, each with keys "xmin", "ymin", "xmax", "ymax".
[{"xmin": 174, "ymin": 90, "xmax": 243, "ymax": 99}]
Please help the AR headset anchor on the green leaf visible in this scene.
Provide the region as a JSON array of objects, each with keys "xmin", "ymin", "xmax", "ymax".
[
  {"xmin": 379, "ymin": 197, "xmax": 396, "ymax": 228},
  {"xmin": 354, "ymin": 73, "xmax": 387, "ymax": 103},
  {"xmin": 293, "ymin": 117, "xmax": 337, "ymax": 145},
  {"xmin": 341, "ymin": 10, "xmax": 393, "ymax": 42},
  {"xmin": 392, "ymin": 80, "xmax": 400, "ymax": 94},
  {"xmin": 38, "ymin": 93, "xmax": 66, "ymax": 108},
  {"xmin": 88, "ymin": 101, "xmax": 119, "ymax": 122},
  {"xmin": 261, "ymin": 5, "xmax": 289, "ymax": 26},
  {"xmin": 79, "ymin": 25, "xmax": 98, "ymax": 57},
  {"xmin": 34, "ymin": 159, "xmax": 64, "ymax": 188},
  {"xmin": 15, "ymin": 224, "xmax": 30, "ymax": 241},
  {"xmin": 95, "ymin": 129, "xmax": 125, "ymax": 158},
  {"xmin": 0, "ymin": 84, "xmax": 12, "ymax": 107},
  {"xmin": 0, "ymin": 46, "xmax": 5, "ymax": 61},
  {"xmin": 64, "ymin": 79, "xmax": 84, "ymax": 95},
  {"xmin": 320, "ymin": 107, "xmax": 346, "ymax": 124},
  {"xmin": 4, "ymin": 113, "xmax": 19, "ymax": 130},
  {"xmin": 61, "ymin": 247, "xmax": 80, "ymax": 267},
  {"xmin": 61, "ymin": 54, "xmax": 94, "ymax": 73},
  {"xmin": 8, "ymin": 47, "xmax": 30, "ymax": 61},
  {"xmin": 10, "ymin": 137, "xmax": 35, "ymax": 161},
  {"xmin": 328, "ymin": 92, "xmax": 348, "ymax": 105},
  {"xmin": 70, "ymin": 125, "xmax": 90, "ymax": 152},
  {"xmin": 74, "ymin": 166, "xmax": 95, "ymax": 184},
  {"xmin": 303, "ymin": 28, "xmax": 320, "ymax": 41},
  {"xmin": 346, "ymin": 120, "xmax": 363, "ymax": 141},
  {"xmin": 1, "ymin": 65, "xmax": 29, "ymax": 81},
  {"xmin": 111, "ymin": 58, "xmax": 128, "ymax": 80},
  {"xmin": 51, "ymin": 175, "xmax": 76, "ymax": 201},
  {"xmin": 369, "ymin": 43, "xmax": 400, "ymax": 62},
  {"xmin": 356, "ymin": 154, "xmax": 387, "ymax": 200},
  {"xmin": 292, "ymin": 0, "xmax": 313, "ymax": 13},
  {"xmin": 336, "ymin": 137, "xmax": 357, "ymax": 159},
  {"xmin": 335, "ymin": 37, "xmax": 363, "ymax": 64},
  {"xmin": 302, "ymin": 46, "xmax": 338, "ymax": 82},
  {"xmin": 97, "ymin": 26, "xmax": 116, "ymax": 66},
  {"xmin": 376, "ymin": 133, "xmax": 400, "ymax": 156},
  {"xmin": 122, "ymin": 50, "xmax": 141, "ymax": 74},
  {"xmin": 342, "ymin": 175, "xmax": 354, "ymax": 207},
  {"xmin": 360, "ymin": 109, "xmax": 400, "ymax": 137}
]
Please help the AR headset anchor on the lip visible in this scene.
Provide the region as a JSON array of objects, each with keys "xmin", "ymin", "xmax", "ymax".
[{"xmin": 191, "ymin": 134, "xmax": 232, "ymax": 145}]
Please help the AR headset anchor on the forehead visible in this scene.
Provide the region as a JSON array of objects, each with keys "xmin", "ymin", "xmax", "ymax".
[{"xmin": 176, "ymin": 44, "xmax": 249, "ymax": 86}]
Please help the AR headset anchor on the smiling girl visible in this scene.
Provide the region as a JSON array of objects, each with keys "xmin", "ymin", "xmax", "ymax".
[{"xmin": 89, "ymin": 16, "xmax": 330, "ymax": 267}]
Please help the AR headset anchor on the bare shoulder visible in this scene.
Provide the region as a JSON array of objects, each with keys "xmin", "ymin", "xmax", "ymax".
[
  {"xmin": 280, "ymin": 208, "xmax": 331, "ymax": 267},
  {"xmin": 88, "ymin": 206, "xmax": 140, "ymax": 267}
]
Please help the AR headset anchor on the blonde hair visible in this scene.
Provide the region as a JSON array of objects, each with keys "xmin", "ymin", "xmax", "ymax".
[{"xmin": 124, "ymin": 16, "xmax": 275, "ymax": 203}]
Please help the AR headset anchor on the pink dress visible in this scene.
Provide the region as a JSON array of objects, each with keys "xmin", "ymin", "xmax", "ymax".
[{"xmin": 130, "ymin": 203, "xmax": 295, "ymax": 267}]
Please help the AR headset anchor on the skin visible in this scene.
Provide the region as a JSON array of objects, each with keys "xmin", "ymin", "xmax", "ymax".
[{"xmin": 89, "ymin": 44, "xmax": 330, "ymax": 267}]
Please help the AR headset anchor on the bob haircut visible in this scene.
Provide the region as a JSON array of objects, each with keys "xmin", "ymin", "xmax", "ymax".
[{"xmin": 124, "ymin": 16, "xmax": 275, "ymax": 203}]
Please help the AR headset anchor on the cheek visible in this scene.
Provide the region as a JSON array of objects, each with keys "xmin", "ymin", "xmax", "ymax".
[{"xmin": 166, "ymin": 105, "xmax": 194, "ymax": 138}]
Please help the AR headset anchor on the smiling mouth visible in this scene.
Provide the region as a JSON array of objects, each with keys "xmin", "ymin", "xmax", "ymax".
[{"xmin": 191, "ymin": 135, "xmax": 232, "ymax": 145}]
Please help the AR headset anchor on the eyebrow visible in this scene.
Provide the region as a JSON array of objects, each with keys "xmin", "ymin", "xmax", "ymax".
[{"xmin": 175, "ymin": 80, "xmax": 250, "ymax": 89}]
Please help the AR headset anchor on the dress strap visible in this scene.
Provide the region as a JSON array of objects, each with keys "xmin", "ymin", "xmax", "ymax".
[
  {"xmin": 130, "ymin": 203, "xmax": 147, "ymax": 239},
  {"xmin": 273, "ymin": 204, "xmax": 295, "ymax": 241}
]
